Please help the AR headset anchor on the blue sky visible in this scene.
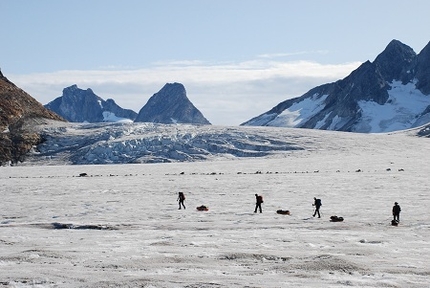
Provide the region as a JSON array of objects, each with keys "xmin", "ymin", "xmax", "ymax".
[{"xmin": 1, "ymin": 0, "xmax": 430, "ymax": 125}]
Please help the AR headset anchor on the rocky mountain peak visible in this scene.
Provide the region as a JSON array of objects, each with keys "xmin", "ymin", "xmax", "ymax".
[
  {"xmin": 134, "ymin": 82, "xmax": 211, "ymax": 125},
  {"xmin": 373, "ymin": 39, "xmax": 416, "ymax": 82},
  {"xmin": 159, "ymin": 82, "xmax": 186, "ymax": 99},
  {"xmin": 61, "ymin": 84, "xmax": 95, "ymax": 100},
  {"xmin": 415, "ymin": 41, "xmax": 430, "ymax": 94},
  {"xmin": 242, "ymin": 39, "xmax": 430, "ymax": 133},
  {"xmin": 45, "ymin": 85, "xmax": 137, "ymax": 123},
  {"xmin": 62, "ymin": 84, "xmax": 79, "ymax": 95},
  {"xmin": 142, "ymin": 83, "xmax": 188, "ymax": 108}
]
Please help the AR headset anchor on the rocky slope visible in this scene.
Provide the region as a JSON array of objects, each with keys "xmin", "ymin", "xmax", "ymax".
[{"xmin": 0, "ymin": 69, "xmax": 65, "ymax": 165}]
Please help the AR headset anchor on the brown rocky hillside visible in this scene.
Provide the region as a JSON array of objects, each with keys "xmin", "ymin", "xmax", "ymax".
[{"xmin": 0, "ymin": 69, "xmax": 65, "ymax": 165}]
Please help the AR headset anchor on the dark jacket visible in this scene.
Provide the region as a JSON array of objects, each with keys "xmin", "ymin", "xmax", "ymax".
[
  {"xmin": 392, "ymin": 204, "xmax": 401, "ymax": 215},
  {"xmin": 178, "ymin": 192, "xmax": 185, "ymax": 201},
  {"xmin": 256, "ymin": 195, "xmax": 263, "ymax": 204}
]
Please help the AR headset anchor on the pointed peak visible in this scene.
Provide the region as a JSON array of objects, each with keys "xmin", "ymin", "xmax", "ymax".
[
  {"xmin": 382, "ymin": 39, "xmax": 416, "ymax": 56},
  {"xmin": 157, "ymin": 82, "xmax": 187, "ymax": 99},
  {"xmin": 418, "ymin": 40, "xmax": 430, "ymax": 56},
  {"xmin": 161, "ymin": 82, "xmax": 185, "ymax": 91},
  {"xmin": 375, "ymin": 39, "xmax": 416, "ymax": 63},
  {"xmin": 135, "ymin": 82, "xmax": 210, "ymax": 124},
  {"xmin": 386, "ymin": 39, "xmax": 407, "ymax": 49},
  {"xmin": 372, "ymin": 39, "xmax": 416, "ymax": 81},
  {"xmin": 63, "ymin": 84, "xmax": 79, "ymax": 92}
]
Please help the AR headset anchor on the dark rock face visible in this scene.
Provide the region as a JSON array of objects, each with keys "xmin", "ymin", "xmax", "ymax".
[
  {"xmin": 418, "ymin": 123, "xmax": 430, "ymax": 137},
  {"xmin": 415, "ymin": 41, "xmax": 430, "ymax": 94},
  {"xmin": 134, "ymin": 83, "xmax": 211, "ymax": 125},
  {"xmin": 242, "ymin": 39, "xmax": 430, "ymax": 133},
  {"xmin": 0, "ymin": 70, "xmax": 65, "ymax": 165},
  {"xmin": 373, "ymin": 39, "xmax": 416, "ymax": 83},
  {"xmin": 45, "ymin": 85, "xmax": 137, "ymax": 122}
]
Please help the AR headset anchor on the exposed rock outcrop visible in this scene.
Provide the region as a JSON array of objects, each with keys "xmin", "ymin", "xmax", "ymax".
[{"xmin": 0, "ymin": 69, "xmax": 65, "ymax": 165}]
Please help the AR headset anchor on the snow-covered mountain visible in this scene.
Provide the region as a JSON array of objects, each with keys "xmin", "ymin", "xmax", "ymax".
[
  {"xmin": 44, "ymin": 85, "xmax": 137, "ymax": 123},
  {"xmin": 242, "ymin": 40, "xmax": 430, "ymax": 133},
  {"xmin": 134, "ymin": 82, "xmax": 211, "ymax": 125}
]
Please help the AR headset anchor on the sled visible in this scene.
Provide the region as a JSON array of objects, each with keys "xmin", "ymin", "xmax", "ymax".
[
  {"xmin": 276, "ymin": 210, "xmax": 290, "ymax": 215},
  {"xmin": 196, "ymin": 205, "xmax": 209, "ymax": 211},
  {"xmin": 330, "ymin": 215, "xmax": 344, "ymax": 222}
]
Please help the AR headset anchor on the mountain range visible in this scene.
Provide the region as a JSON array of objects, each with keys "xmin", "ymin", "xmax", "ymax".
[
  {"xmin": 45, "ymin": 85, "xmax": 137, "ymax": 123},
  {"xmin": 242, "ymin": 39, "xmax": 430, "ymax": 133},
  {"xmin": 45, "ymin": 82, "xmax": 210, "ymax": 125},
  {"xmin": 2, "ymin": 39, "xmax": 430, "ymax": 165}
]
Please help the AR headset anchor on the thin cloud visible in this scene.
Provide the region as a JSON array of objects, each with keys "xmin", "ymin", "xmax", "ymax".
[{"xmin": 257, "ymin": 50, "xmax": 329, "ymax": 59}]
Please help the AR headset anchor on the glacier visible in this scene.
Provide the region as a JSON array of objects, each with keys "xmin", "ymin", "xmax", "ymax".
[
  {"xmin": 356, "ymin": 80, "xmax": 430, "ymax": 133},
  {"xmin": 28, "ymin": 122, "xmax": 308, "ymax": 165}
]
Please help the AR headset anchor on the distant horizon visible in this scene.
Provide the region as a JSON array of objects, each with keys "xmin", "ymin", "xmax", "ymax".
[{"xmin": 2, "ymin": 1, "xmax": 430, "ymax": 125}]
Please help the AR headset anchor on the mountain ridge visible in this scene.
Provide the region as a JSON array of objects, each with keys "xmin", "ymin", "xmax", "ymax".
[
  {"xmin": 44, "ymin": 82, "xmax": 211, "ymax": 125},
  {"xmin": 45, "ymin": 85, "xmax": 137, "ymax": 123},
  {"xmin": 241, "ymin": 39, "xmax": 430, "ymax": 133}
]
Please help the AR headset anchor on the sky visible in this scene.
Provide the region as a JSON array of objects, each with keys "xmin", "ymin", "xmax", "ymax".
[{"xmin": 1, "ymin": 0, "xmax": 430, "ymax": 125}]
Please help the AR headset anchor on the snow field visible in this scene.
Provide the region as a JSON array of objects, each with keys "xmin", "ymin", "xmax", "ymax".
[{"xmin": 1, "ymin": 129, "xmax": 430, "ymax": 287}]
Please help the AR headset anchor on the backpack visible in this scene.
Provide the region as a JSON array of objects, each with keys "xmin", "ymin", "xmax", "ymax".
[
  {"xmin": 179, "ymin": 192, "xmax": 185, "ymax": 200},
  {"xmin": 315, "ymin": 199, "xmax": 321, "ymax": 206},
  {"xmin": 257, "ymin": 195, "xmax": 263, "ymax": 203}
]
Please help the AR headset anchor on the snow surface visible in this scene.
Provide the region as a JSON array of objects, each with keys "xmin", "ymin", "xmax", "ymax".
[
  {"xmin": 102, "ymin": 111, "xmax": 133, "ymax": 123},
  {"xmin": 267, "ymin": 94, "xmax": 329, "ymax": 127},
  {"xmin": 357, "ymin": 81, "xmax": 430, "ymax": 133},
  {"xmin": 1, "ymin": 124, "xmax": 430, "ymax": 287}
]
